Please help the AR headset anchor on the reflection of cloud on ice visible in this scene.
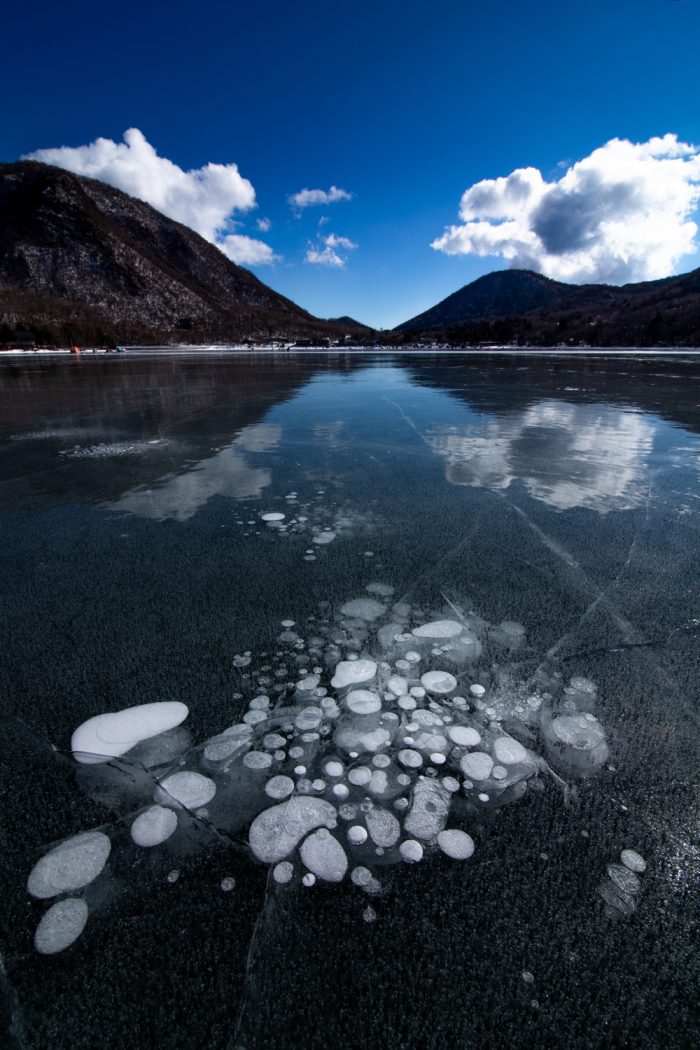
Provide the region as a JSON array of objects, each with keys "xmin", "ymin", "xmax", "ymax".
[
  {"xmin": 427, "ymin": 401, "xmax": 655, "ymax": 512},
  {"xmin": 108, "ymin": 423, "xmax": 282, "ymax": 521},
  {"xmin": 312, "ymin": 420, "xmax": 345, "ymax": 448}
]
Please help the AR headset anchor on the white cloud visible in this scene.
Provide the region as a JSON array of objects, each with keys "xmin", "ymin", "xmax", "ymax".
[
  {"xmin": 289, "ymin": 185, "xmax": 353, "ymax": 209},
  {"xmin": 218, "ymin": 234, "xmax": 278, "ymax": 266},
  {"xmin": 305, "ymin": 232, "xmax": 358, "ymax": 268},
  {"xmin": 432, "ymin": 134, "xmax": 700, "ymax": 283},
  {"xmin": 24, "ymin": 128, "xmax": 277, "ymax": 265},
  {"xmin": 256, "ymin": 217, "xmax": 272, "ymax": 232}
]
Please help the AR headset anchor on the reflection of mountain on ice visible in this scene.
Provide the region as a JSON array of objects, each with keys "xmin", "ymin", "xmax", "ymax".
[
  {"xmin": 107, "ymin": 424, "xmax": 281, "ymax": 521},
  {"xmin": 427, "ymin": 401, "xmax": 655, "ymax": 512}
]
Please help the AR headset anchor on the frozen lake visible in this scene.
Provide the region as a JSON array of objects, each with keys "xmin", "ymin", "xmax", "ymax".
[{"xmin": 0, "ymin": 352, "xmax": 698, "ymax": 1049}]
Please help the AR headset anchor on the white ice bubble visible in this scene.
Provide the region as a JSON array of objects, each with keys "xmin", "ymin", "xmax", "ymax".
[
  {"xmin": 470, "ymin": 684, "xmax": 486, "ymax": 698},
  {"xmin": 265, "ymin": 775, "xmax": 295, "ymax": 800},
  {"xmin": 365, "ymin": 808, "xmax": 401, "ymax": 848},
  {"xmin": 302, "ymin": 873, "xmax": 316, "ymax": 887},
  {"xmin": 300, "ymin": 828, "xmax": 348, "ymax": 882},
  {"xmin": 493, "ymin": 736, "xmax": 528, "ymax": 765},
  {"xmin": 130, "ymin": 805, "xmax": 178, "ymax": 848},
  {"xmin": 331, "ymin": 659, "xmax": 377, "ymax": 690},
  {"xmin": 273, "ymin": 861, "xmax": 294, "ymax": 884},
  {"xmin": 332, "ymin": 783, "xmax": 350, "ymax": 799},
  {"xmin": 437, "ymin": 829, "xmax": 475, "ymax": 860},
  {"xmin": 155, "ymin": 771, "xmax": 216, "ymax": 810},
  {"xmin": 398, "ymin": 749, "xmax": 423, "ymax": 769},
  {"xmin": 366, "ymin": 583, "xmax": 394, "ymax": 597},
  {"xmin": 313, "ymin": 531, "xmax": 336, "ymax": 545},
  {"xmin": 324, "ymin": 760, "xmax": 344, "ymax": 778},
  {"xmin": 347, "ymin": 825, "xmax": 368, "ymax": 845},
  {"xmin": 345, "ymin": 689, "xmax": 382, "ymax": 715},
  {"xmin": 340, "ymin": 598, "xmax": 385, "ymax": 621},
  {"xmin": 71, "ymin": 701, "xmax": 189, "ymax": 764},
  {"xmin": 243, "ymin": 751, "xmax": 274, "ymax": 771},
  {"xmin": 28, "ymin": 831, "xmax": 111, "ymax": 899},
  {"xmin": 460, "ymin": 752, "xmax": 494, "ymax": 781},
  {"xmin": 34, "ymin": 898, "xmax": 89, "ymax": 955},
  {"xmin": 399, "ymin": 839, "xmax": 424, "ymax": 863},
  {"xmin": 387, "ymin": 676, "xmax": 408, "ymax": 697},
  {"xmin": 412, "ymin": 620, "xmax": 463, "ymax": 640},
  {"xmin": 348, "ymin": 766, "xmax": 372, "ymax": 786},
  {"xmin": 249, "ymin": 797, "xmax": 338, "ymax": 863},
  {"xmin": 420, "ymin": 671, "xmax": 457, "ymax": 695},
  {"xmin": 621, "ymin": 849, "xmax": 647, "ymax": 873},
  {"xmin": 261, "ymin": 512, "xmax": 285, "ymax": 522},
  {"xmin": 447, "ymin": 726, "xmax": 481, "ymax": 747},
  {"xmin": 404, "ymin": 777, "xmax": 450, "ymax": 841}
]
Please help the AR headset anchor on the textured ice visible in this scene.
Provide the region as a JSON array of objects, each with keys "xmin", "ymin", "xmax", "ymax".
[
  {"xmin": 71, "ymin": 701, "xmax": 189, "ymax": 764},
  {"xmin": 249, "ymin": 797, "xmax": 338, "ymax": 863},
  {"xmin": 154, "ymin": 771, "xmax": 216, "ymax": 810},
  {"xmin": 131, "ymin": 805, "xmax": 178, "ymax": 847},
  {"xmin": 34, "ymin": 898, "xmax": 89, "ymax": 955},
  {"xmin": 28, "ymin": 831, "xmax": 111, "ymax": 899},
  {"xmin": 300, "ymin": 828, "xmax": 348, "ymax": 882}
]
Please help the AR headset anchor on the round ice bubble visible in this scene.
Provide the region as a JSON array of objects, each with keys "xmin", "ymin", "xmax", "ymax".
[
  {"xmin": 460, "ymin": 752, "xmax": 494, "ymax": 781},
  {"xmin": 154, "ymin": 771, "xmax": 216, "ymax": 810},
  {"xmin": 34, "ymin": 898, "xmax": 89, "ymax": 955},
  {"xmin": 131, "ymin": 805, "xmax": 178, "ymax": 847}
]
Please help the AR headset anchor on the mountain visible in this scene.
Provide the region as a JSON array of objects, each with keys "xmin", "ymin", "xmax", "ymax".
[
  {"xmin": 0, "ymin": 161, "xmax": 361, "ymax": 346},
  {"xmin": 395, "ymin": 267, "xmax": 700, "ymax": 346},
  {"xmin": 327, "ymin": 315, "xmax": 373, "ymax": 332},
  {"xmin": 396, "ymin": 270, "xmax": 581, "ymax": 331}
]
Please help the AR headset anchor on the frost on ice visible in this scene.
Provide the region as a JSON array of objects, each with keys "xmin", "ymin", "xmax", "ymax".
[{"xmin": 25, "ymin": 583, "xmax": 620, "ymax": 953}]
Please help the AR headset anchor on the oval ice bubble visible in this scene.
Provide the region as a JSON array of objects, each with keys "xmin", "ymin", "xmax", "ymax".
[
  {"xmin": 437, "ymin": 829, "xmax": 475, "ymax": 860},
  {"xmin": 34, "ymin": 898, "xmax": 89, "ymax": 955},
  {"xmin": 412, "ymin": 620, "xmax": 463, "ymax": 640},
  {"xmin": 28, "ymin": 831, "xmax": 111, "ymax": 899},
  {"xmin": 447, "ymin": 726, "xmax": 481, "ymax": 747},
  {"xmin": 331, "ymin": 659, "xmax": 377, "ymax": 690},
  {"xmin": 300, "ymin": 828, "xmax": 348, "ymax": 882},
  {"xmin": 345, "ymin": 689, "xmax": 382, "ymax": 715},
  {"xmin": 340, "ymin": 598, "xmax": 386, "ymax": 622},
  {"xmin": 154, "ymin": 771, "xmax": 216, "ymax": 810},
  {"xmin": 420, "ymin": 671, "xmax": 457, "ymax": 696},
  {"xmin": 130, "ymin": 805, "xmax": 178, "ymax": 847},
  {"xmin": 71, "ymin": 701, "xmax": 189, "ymax": 764},
  {"xmin": 460, "ymin": 752, "xmax": 494, "ymax": 781}
]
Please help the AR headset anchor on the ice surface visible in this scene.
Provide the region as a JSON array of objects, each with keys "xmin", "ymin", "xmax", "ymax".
[
  {"xmin": 249, "ymin": 797, "xmax": 338, "ymax": 863},
  {"xmin": 71, "ymin": 701, "xmax": 189, "ymax": 764},
  {"xmin": 300, "ymin": 828, "xmax": 348, "ymax": 882},
  {"xmin": 34, "ymin": 898, "xmax": 89, "ymax": 955},
  {"xmin": 28, "ymin": 831, "xmax": 111, "ymax": 899},
  {"xmin": 131, "ymin": 805, "xmax": 178, "ymax": 847}
]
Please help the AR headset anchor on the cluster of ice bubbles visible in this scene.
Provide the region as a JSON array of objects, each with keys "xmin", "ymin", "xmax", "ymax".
[
  {"xmin": 58, "ymin": 439, "xmax": 168, "ymax": 459},
  {"xmin": 26, "ymin": 585, "xmax": 644, "ymax": 955},
  {"xmin": 253, "ymin": 498, "xmax": 382, "ymax": 560}
]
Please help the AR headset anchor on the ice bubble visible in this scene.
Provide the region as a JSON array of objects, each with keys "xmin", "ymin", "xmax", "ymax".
[
  {"xmin": 265, "ymin": 775, "xmax": 295, "ymax": 800},
  {"xmin": 131, "ymin": 805, "xmax": 178, "ymax": 848},
  {"xmin": 621, "ymin": 849, "xmax": 647, "ymax": 873},
  {"xmin": 249, "ymin": 695, "xmax": 271, "ymax": 710},
  {"xmin": 155, "ymin": 772, "xmax": 216, "ymax": 810},
  {"xmin": 470, "ymin": 684, "xmax": 486, "ymax": 698},
  {"xmin": 281, "ymin": 619, "xmax": 295, "ymax": 628},
  {"xmin": 334, "ymin": 723, "xmax": 391, "ymax": 754},
  {"xmin": 249, "ymin": 797, "xmax": 338, "ymax": 864},
  {"xmin": 404, "ymin": 777, "xmax": 450, "ymax": 841},
  {"xmin": 437, "ymin": 829, "xmax": 475, "ymax": 860},
  {"xmin": 263, "ymin": 733, "xmax": 287, "ymax": 750},
  {"xmin": 302, "ymin": 873, "xmax": 316, "ymax": 887},
  {"xmin": 399, "ymin": 839, "xmax": 424, "ymax": 863},
  {"xmin": 348, "ymin": 766, "xmax": 373, "ymax": 786},
  {"xmin": 71, "ymin": 701, "xmax": 189, "ymax": 764},
  {"xmin": 460, "ymin": 752, "xmax": 494, "ymax": 781},
  {"xmin": 351, "ymin": 866, "xmax": 373, "ymax": 887},
  {"xmin": 273, "ymin": 861, "xmax": 294, "ymax": 884},
  {"xmin": 243, "ymin": 751, "xmax": 274, "ymax": 771},
  {"xmin": 607, "ymin": 863, "xmax": 642, "ymax": 895},
  {"xmin": 365, "ymin": 808, "xmax": 401, "ymax": 848},
  {"xmin": 493, "ymin": 736, "xmax": 528, "ymax": 765},
  {"xmin": 387, "ymin": 676, "xmax": 408, "ymax": 697},
  {"xmin": 340, "ymin": 598, "xmax": 385, "ymax": 622},
  {"xmin": 372, "ymin": 753, "xmax": 391, "ymax": 768},
  {"xmin": 366, "ymin": 583, "xmax": 394, "ymax": 597},
  {"xmin": 313, "ymin": 531, "xmax": 336, "ymax": 545},
  {"xmin": 324, "ymin": 759, "xmax": 345, "ymax": 778},
  {"xmin": 363, "ymin": 906, "xmax": 377, "ymax": 923},
  {"xmin": 412, "ymin": 620, "xmax": 463, "ymax": 640},
  {"xmin": 243, "ymin": 710, "xmax": 267, "ymax": 726},
  {"xmin": 447, "ymin": 726, "xmax": 481, "ymax": 747},
  {"xmin": 261, "ymin": 512, "xmax": 285, "ymax": 522},
  {"xmin": 220, "ymin": 877, "xmax": 235, "ymax": 892},
  {"xmin": 167, "ymin": 869, "xmax": 180, "ymax": 884},
  {"xmin": 332, "ymin": 783, "xmax": 350, "ymax": 799},
  {"xmin": 398, "ymin": 749, "xmax": 423, "ymax": 769},
  {"xmin": 203, "ymin": 734, "xmax": 247, "ymax": 768},
  {"xmin": 419, "ymin": 671, "xmax": 456, "ymax": 695},
  {"xmin": 28, "ymin": 831, "xmax": 111, "ymax": 899},
  {"xmin": 34, "ymin": 898, "xmax": 89, "ymax": 955},
  {"xmin": 345, "ymin": 689, "xmax": 382, "ymax": 715},
  {"xmin": 398, "ymin": 697, "xmax": 417, "ymax": 711},
  {"xmin": 331, "ymin": 659, "xmax": 377, "ymax": 690},
  {"xmin": 545, "ymin": 714, "xmax": 609, "ymax": 776},
  {"xmin": 300, "ymin": 828, "xmax": 348, "ymax": 882},
  {"xmin": 347, "ymin": 825, "xmax": 368, "ymax": 845},
  {"xmin": 442, "ymin": 776, "xmax": 460, "ymax": 793}
]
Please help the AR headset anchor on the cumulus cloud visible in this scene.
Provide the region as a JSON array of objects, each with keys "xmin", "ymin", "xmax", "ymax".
[
  {"xmin": 289, "ymin": 185, "xmax": 353, "ymax": 209},
  {"xmin": 305, "ymin": 232, "xmax": 358, "ymax": 268},
  {"xmin": 25, "ymin": 128, "xmax": 277, "ymax": 265},
  {"xmin": 256, "ymin": 217, "xmax": 272, "ymax": 232},
  {"xmin": 218, "ymin": 234, "xmax": 278, "ymax": 266},
  {"xmin": 432, "ymin": 134, "xmax": 700, "ymax": 283}
]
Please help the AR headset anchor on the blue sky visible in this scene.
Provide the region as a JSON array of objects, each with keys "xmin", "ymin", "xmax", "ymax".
[{"xmin": 4, "ymin": 0, "xmax": 700, "ymax": 328}]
